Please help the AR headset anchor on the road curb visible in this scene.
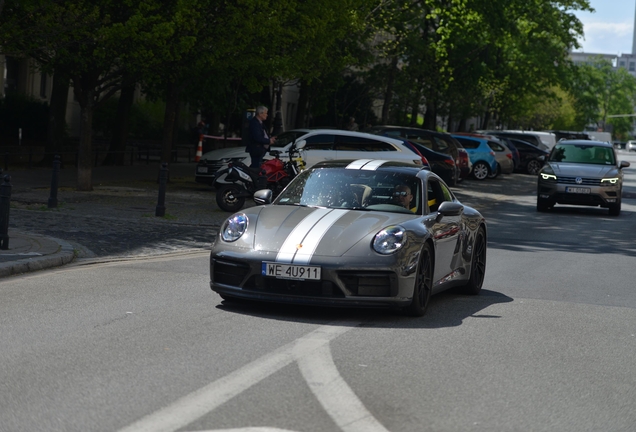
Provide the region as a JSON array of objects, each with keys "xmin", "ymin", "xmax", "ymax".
[{"xmin": 0, "ymin": 237, "xmax": 76, "ymax": 278}]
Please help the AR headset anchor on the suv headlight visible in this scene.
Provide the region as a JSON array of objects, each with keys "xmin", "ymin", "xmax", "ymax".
[
  {"xmin": 601, "ymin": 177, "xmax": 618, "ymax": 184},
  {"xmin": 221, "ymin": 214, "xmax": 248, "ymax": 242},
  {"xmin": 372, "ymin": 226, "xmax": 406, "ymax": 255},
  {"xmin": 540, "ymin": 173, "xmax": 556, "ymax": 180}
]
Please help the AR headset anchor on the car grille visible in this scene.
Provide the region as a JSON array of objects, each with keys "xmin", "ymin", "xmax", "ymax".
[
  {"xmin": 243, "ymin": 277, "xmax": 345, "ymax": 298},
  {"xmin": 197, "ymin": 160, "xmax": 225, "ymax": 176},
  {"xmin": 557, "ymin": 176, "xmax": 602, "ymax": 186},
  {"xmin": 338, "ymin": 271, "xmax": 398, "ymax": 297},
  {"xmin": 212, "ymin": 259, "xmax": 250, "ymax": 286},
  {"xmin": 555, "ymin": 193, "xmax": 605, "ymax": 205}
]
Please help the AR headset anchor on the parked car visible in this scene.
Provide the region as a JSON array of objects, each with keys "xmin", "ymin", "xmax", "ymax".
[
  {"xmin": 498, "ymin": 137, "xmax": 521, "ymax": 170},
  {"xmin": 537, "ymin": 140, "xmax": 630, "ymax": 216},
  {"xmin": 400, "ymin": 139, "xmax": 459, "ymax": 186},
  {"xmin": 453, "ymin": 133, "xmax": 514, "ymax": 177},
  {"xmin": 626, "ymin": 140, "xmax": 636, "ymax": 152},
  {"xmin": 506, "ymin": 138, "xmax": 549, "ymax": 175},
  {"xmin": 366, "ymin": 125, "xmax": 471, "ymax": 180},
  {"xmin": 195, "ymin": 129, "xmax": 427, "ymax": 185},
  {"xmin": 451, "ymin": 135, "xmax": 499, "ymax": 180},
  {"xmin": 479, "ymin": 130, "xmax": 554, "ymax": 152},
  {"xmin": 209, "ymin": 159, "xmax": 487, "ymax": 316}
]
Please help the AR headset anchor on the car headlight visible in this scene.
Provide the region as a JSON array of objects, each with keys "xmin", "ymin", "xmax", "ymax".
[
  {"xmin": 372, "ymin": 226, "xmax": 406, "ymax": 255},
  {"xmin": 540, "ymin": 173, "xmax": 556, "ymax": 180},
  {"xmin": 221, "ymin": 213, "xmax": 248, "ymax": 242},
  {"xmin": 601, "ymin": 177, "xmax": 618, "ymax": 184}
]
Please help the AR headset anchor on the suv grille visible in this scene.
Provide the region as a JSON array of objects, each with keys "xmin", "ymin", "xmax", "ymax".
[{"xmin": 557, "ymin": 176, "xmax": 601, "ymax": 186}]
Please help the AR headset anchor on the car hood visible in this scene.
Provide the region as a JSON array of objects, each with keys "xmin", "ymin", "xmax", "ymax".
[
  {"xmin": 250, "ymin": 205, "xmax": 415, "ymax": 261},
  {"xmin": 547, "ymin": 162, "xmax": 618, "ymax": 177}
]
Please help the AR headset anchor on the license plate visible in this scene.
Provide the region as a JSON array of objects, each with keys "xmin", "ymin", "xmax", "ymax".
[
  {"xmin": 262, "ymin": 262, "xmax": 321, "ymax": 280},
  {"xmin": 566, "ymin": 187, "xmax": 590, "ymax": 194},
  {"xmin": 197, "ymin": 166, "xmax": 208, "ymax": 173}
]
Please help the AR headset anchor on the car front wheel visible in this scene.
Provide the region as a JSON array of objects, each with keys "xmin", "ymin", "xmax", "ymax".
[
  {"xmin": 608, "ymin": 199, "xmax": 621, "ymax": 216},
  {"xmin": 536, "ymin": 197, "xmax": 552, "ymax": 212},
  {"xmin": 472, "ymin": 162, "xmax": 490, "ymax": 180},
  {"xmin": 404, "ymin": 243, "xmax": 433, "ymax": 317}
]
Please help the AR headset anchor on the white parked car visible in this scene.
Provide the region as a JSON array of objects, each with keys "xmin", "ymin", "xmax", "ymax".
[
  {"xmin": 626, "ymin": 140, "xmax": 636, "ymax": 152},
  {"xmin": 195, "ymin": 129, "xmax": 428, "ymax": 185}
]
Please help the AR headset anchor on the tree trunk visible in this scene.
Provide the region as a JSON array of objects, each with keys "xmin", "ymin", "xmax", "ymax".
[
  {"xmin": 76, "ymin": 91, "xmax": 95, "ymax": 191},
  {"xmin": 161, "ymin": 82, "xmax": 179, "ymax": 164},
  {"xmin": 44, "ymin": 71, "xmax": 70, "ymax": 165},
  {"xmin": 104, "ymin": 80, "xmax": 135, "ymax": 166},
  {"xmin": 382, "ymin": 56, "xmax": 399, "ymax": 124},
  {"xmin": 295, "ymin": 79, "xmax": 309, "ymax": 128},
  {"xmin": 423, "ymin": 100, "xmax": 436, "ymax": 130}
]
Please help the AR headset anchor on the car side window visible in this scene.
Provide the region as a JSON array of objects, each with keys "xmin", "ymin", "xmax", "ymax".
[
  {"xmin": 335, "ymin": 136, "xmax": 395, "ymax": 151},
  {"xmin": 454, "ymin": 137, "xmax": 479, "ymax": 149},
  {"xmin": 433, "ymin": 137, "xmax": 449, "ymax": 153},
  {"xmin": 488, "ymin": 141, "xmax": 505, "ymax": 152},
  {"xmin": 426, "ymin": 179, "xmax": 453, "ymax": 213},
  {"xmin": 304, "ymin": 134, "xmax": 335, "ymax": 150}
]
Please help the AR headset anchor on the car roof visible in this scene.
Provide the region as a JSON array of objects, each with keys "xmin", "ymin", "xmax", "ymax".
[
  {"xmin": 311, "ymin": 159, "xmax": 425, "ymax": 172},
  {"xmin": 293, "ymin": 129, "xmax": 411, "ymax": 147},
  {"xmin": 555, "ymin": 140, "xmax": 613, "ymax": 147}
]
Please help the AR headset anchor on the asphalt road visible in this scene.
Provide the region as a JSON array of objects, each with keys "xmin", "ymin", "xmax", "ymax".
[{"xmin": 1, "ymin": 154, "xmax": 635, "ymax": 432}]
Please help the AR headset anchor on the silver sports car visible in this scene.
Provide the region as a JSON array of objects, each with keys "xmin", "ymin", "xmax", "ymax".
[{"xmin": 209, "ymin": 159, "xmax": 487, "ymax": 316}]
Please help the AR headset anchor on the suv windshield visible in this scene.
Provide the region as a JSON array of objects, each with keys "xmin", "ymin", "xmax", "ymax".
[{"xmin": 549, "ymin": 144, "xmax": 615, "ymax": 165}]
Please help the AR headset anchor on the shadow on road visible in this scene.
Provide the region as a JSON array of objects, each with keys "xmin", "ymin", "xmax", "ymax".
[{"xmin": 215, "ymin": 288, "xmax": 513, "ymax": 329}]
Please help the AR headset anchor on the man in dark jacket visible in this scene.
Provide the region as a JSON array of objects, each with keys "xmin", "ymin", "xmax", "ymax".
[{"xmin": 246, "ymin": 106, "xmax": 276, "ymax": 168}]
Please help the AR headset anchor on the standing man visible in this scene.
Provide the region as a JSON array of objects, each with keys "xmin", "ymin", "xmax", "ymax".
[{"xmin": 246, "ymin": 106, "xmax": 276, "ymax": 168}]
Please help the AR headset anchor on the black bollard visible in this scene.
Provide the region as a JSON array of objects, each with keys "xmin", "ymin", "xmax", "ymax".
[
  {"xmin": 48, "ymin": 155, "xmax": 61, "ymax": 208},
  {"xmin": 0, "ymin": 175, "xmax": 12, "ymax": 250},
  {"xmin": 155, "ymin": 162, "xmax": 168, "ymax": 217}
]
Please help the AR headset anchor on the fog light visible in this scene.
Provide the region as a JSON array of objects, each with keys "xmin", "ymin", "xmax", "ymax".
[
  {"xmin": 539, "ymin": 194, "xmax": 550, "ymax": 199},
  {"xmin": 607, "ymin": 198, "xmax": 616, "ymax": 203}
]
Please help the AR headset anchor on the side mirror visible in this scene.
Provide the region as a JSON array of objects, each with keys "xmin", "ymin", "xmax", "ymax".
[
  {"xmin": 253, "ymin": 189, "xmax": 273, "ymax": 205},
  {"xmin": 435, "ymin": 201, "xmax": 463, "ymax": 221},
  {"xmin": 620, "ymin": 160, "xmax": 630, "ymax": 169}
]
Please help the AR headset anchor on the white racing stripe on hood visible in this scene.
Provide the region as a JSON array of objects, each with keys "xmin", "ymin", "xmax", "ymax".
[{"xmin": 276, "ymin": 209, "xmax": 349, "ymax": 264}]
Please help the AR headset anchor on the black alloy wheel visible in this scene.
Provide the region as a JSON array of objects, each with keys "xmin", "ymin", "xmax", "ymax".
[
  {"xmin": 216, "ymin": 184, "xmax": 246, "ymax": 212},
  {"xmin": 608, "ymin": 199, "xmax": 621, "ymax": 216},
  {"xmin": 404, "ymin": 243, "xmax": 434, "ymax": 317},
  {"xmin": 526, "ymin": 159, "xmax": 542, "ymax": 175},
  {"xmin": 462, "ymin": 227, "xmax": 486, "ymax": 295},
  {"xmin": 536, "ymin": 196, "xmax": 552, "ymax": 212}
]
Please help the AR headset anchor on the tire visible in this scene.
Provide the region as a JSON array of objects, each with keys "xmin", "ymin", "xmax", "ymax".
[
  {"xmin": 472, "ymin": 162, "xmax": 490, "ymax": 180},
  {"xmin": 526, "ymin": 159, "xmax": 542, "ymax": 175},
  {"xmin": 216, "ymin": 184, "xmax": 246, "ymax": 212},
  {"xmin": 404, "ymin": 243, "xmax": 434, "ymax": 317},
  {"xmin": 487, "ymin": 163, "xmax": 501, "ymax": 179},
  {"xmin": 536, "ymin": 197, "xmax": 552, "ymax": 212},
  {"xmin": 462, "ymin": 227, "xmax": 486, "ymax": 295},
  {"xmin": 608, "ymin": 199, "xmax": 621, "ymax": 216}
]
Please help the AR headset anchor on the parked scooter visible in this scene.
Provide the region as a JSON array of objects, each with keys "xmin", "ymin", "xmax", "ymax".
[{"xmin": 214, "ymin": 142, "xmax": 305, "ymax": 212}]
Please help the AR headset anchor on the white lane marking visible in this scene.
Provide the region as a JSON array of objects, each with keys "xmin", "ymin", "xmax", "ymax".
[
  {"xmin": 295, "ymin": 341, "xmax": 390, "ymax": 432},
  {"xmin": 188, "ymin": 428, "xmax": 298, "ymax": 432},
  {"xmin": 360, "ymin": 160, "xmax": 388, "ymax": 170},
  {"xmin": 276, "ymin": 208, "xmax": 331, "ymax": 263},
  {"xmin": 118, "ymin": 322, "xmax": 359, "ymax": 432},
  {"xmin": 292, "ymin": 209, "xmax": 348, "ymax": 264},
  {"xmin": 346, "ymin": 159, "xmax": 373, "ymax": 170}
]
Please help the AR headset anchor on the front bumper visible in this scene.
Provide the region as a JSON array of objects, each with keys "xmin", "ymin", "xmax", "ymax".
[
  {"xmin": 209, "ymin": 250, "xmax": 418, "ymax": 309},
  {"xmin": 537, "ymin": 178, "xmax": 621, "ymax": 207}
]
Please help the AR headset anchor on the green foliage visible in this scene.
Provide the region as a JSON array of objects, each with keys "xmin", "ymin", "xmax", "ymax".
[{"xmin": 93, "ymin": 98, "xmax": 166, "ymax": 140}]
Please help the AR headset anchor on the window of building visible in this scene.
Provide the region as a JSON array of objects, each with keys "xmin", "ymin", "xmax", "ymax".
[{"xmin": 630, "ymin": 62, "xmax": 635, "ymax": 71}]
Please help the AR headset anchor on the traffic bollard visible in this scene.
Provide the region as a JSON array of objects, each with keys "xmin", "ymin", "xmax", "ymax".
[
  {"xmin": 48, "ymin": 155, "xmax": 61, "ymax": 208},
  {"xmin": 0, "ymin": 175, "xmax": 12, "ymax": 250},
  {"xmin": 155, "ymin": 162, "xmax": 168, "ymax": 217}
]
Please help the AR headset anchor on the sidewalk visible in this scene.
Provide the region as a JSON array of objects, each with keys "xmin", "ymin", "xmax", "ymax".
[{"xmin": 0, "ymin": 161, "xmax": 227, "ymax": 278}]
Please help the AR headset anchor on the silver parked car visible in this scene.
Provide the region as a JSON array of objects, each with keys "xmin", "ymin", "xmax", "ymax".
[
  {"xmin": 209, "ymin": 159, "xmax": 487, "ymax": 316},
  {"xmin": 537, "ymin": 140, "xmax": 630, "ymax": 216},
  {"xmin": 626, "ymin": 140, "xmax": 636, "ymax": 152}
]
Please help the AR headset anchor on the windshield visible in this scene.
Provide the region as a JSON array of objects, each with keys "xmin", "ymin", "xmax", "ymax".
[
  {"xmin": 276, "ymin": 168, "xmax": 422, "ymax": 215},
  {"xmin": 273, "ymin": 130, "xmax": 307, "ymax": 147},
  {"xmin": 549, "ymin": 144, "xmax": 615, "ymax": 165}
]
